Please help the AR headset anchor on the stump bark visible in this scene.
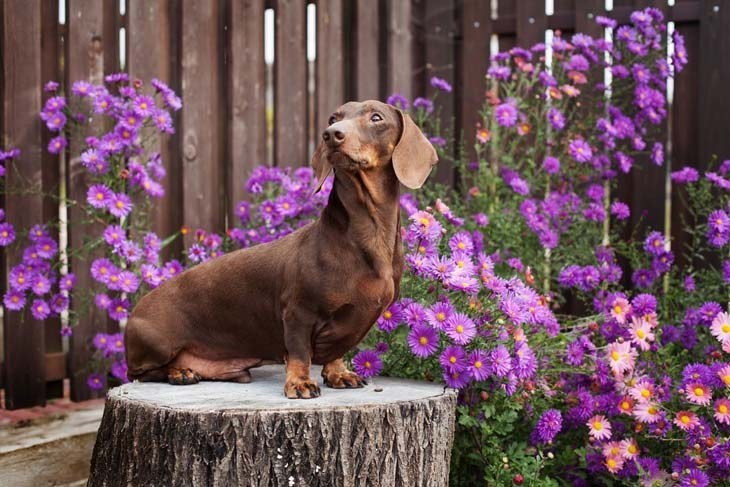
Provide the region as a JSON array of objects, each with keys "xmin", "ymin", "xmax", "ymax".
[{"xmin": 88, "ymin": 365, "xmax": 457, "ymax": 487}]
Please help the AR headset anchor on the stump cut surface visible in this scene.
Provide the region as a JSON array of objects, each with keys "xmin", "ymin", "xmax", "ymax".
[{"xmin": 88, "ymin": 365, "xmax": 457, "ymax": 487}]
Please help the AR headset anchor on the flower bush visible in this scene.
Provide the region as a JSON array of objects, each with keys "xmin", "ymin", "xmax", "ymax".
[{"xmin": 1, "ymin": 5, "xmax": 729, "ymax": 485}]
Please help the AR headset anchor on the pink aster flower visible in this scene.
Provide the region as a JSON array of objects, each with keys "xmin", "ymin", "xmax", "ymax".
[
  {"xmin": 633, "ymin": 402, "xmax": 662, "ymax": 423},
  {"xmin": 628, "ymin": 317, "xmax": 654, "ymax": 351},
  {"xmin": 673, "ymin": 410, "xmax": 699, "ymax": 431},
  {"xmin": 685, "ymin": 382, "xmax": 712, "ymax": 406},
  {"xmin": 607, "ymin": 341, "xmax": 637, "ymax": 375},
  {"xmin": 710, "ymin": 311, "xmax": 730, "ymax": 346},
  {"xmin": 609, "ymin": 297, "xmax": 631, "ymax": 324},
  {"xmin": 602, "ymin": 441, "xmax": 621, "ymax": 459},
  {"xmin": 444, "ymin": 312, "xmax": 477, "ymax": 345},
  {"xmin": 587, "ymin": 414, "xmax": 612, "ymax": 441},
  {"xmin": 629, "ymin": 379, "xmax": 657, "ymax": 403},
  {"xmin": 604, "ymin": 455, "xmax": 624, "ymax": 474},
  {"xmin": 717, "ymin": 364, "xmax": 730, "ymax": 388},
  {"xmin": 619, "ymin": 439, "xmax": 640, "ymax": 460},
  {"xmin": 714, "ymin": 398, "xmax": 730, "ymax": 425}
]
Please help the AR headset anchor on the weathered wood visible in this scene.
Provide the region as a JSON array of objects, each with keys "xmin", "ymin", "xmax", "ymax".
[
  {"xmin": 228, "ymin": 0, "xmax": 267, "ymax": 212},
  {"xmin": 66, "ymin": 0, "xmax": 119, "ymax": 402},
  {"xmin": 497, "ymin": 0, "xmax": 516, "ymax": 52},
  {"xmin": 574, "ymin": 0, "xmax": 605, "ymax": 37},
  {"xmin": 459, "ymin": 0, "xmax": 492, "ymax": 163},
  {"xmin": 316, "ymin": 0, "xmax": 345, "ymax": 139},
  {"xmin": 274, "ymin": 0, "xmax": 308, "ymax": 167},
  {"xmin": 385, "ymin": 0, "xmax": 412, "ymax": 99},
  {"xmin": 1, "ymin": 0, "xmax": 46, "ymax": 409},
  {"xmin": 0, "ymin": 405, "xmax": 103, "ymax": 487},
  {"xmin": 127, "ymin": 0, "xmax": 183, "ymax": 255},
  {"xmin": 88, "ymin": 365, "xmax": 457, "ymax": 487},
  {"xmin": 180, "ymin": 0, "xmax": 224, "ymax": 242},
  {"xmin": 353, "ymin": 0, "xmax": 380, "ymax": 100}
]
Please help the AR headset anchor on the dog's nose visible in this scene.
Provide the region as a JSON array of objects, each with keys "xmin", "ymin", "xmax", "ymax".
[{"xmin": 322, "ymin": 127, "xmax": 345, "ymax": 147}]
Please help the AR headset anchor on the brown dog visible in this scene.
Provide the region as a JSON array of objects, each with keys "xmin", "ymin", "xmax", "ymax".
[{"xmin": 125, "ymin": 100, "xmax": 437, "ymax": 398}]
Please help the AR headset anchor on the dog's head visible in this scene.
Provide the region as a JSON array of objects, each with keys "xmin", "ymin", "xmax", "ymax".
[{"xmin": 311, "ymin": 100, "xmax": 438, "ymax": 191}]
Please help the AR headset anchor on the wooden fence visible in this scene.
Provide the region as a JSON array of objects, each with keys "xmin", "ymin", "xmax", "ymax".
[{"xmin": 0, "ymin": 0, "xmax": 728, "ymax": 409}]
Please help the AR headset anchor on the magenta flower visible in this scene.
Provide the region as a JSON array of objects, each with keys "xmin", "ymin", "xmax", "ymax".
[
  {"xmin": 407, "ymin": 324, "xmax": 439, "ymax": 357},
  {"xmin": 108, "ymin": 192, "xmax": 133, "ymax": 218},
  {"xmin": 50, "ymin": 293, "xmax": 69, "ymax": 314},
  {"xmin": 488, "ymin": 345, "xmax": 512, "ymax": 377},
  {"xmin": 542, "ymin": 156, "xmax": 560, "ymax": 174},
  {"xmin": 95, "ymin": 293, "xmax": 112, "ymax": 310},
  {"xmin": 47, "ymin": 136, "xmax": 67, "ymax": 154},
  {"xmin": 30, "ymin": 299, "xmax": 51, "ymax": 320},
  {"xmin": 467, "ymin": 349, "xmax": 489, "ymax": 381},
  {"xmin": 439, "ymin": 345, "xmax": 466, "ymax": 373},
  {"xmin": 31, "ymin": 275, "xmax": 51, "ymax": 295},
  {"xmin": 568, "ymin": 138, "xmax": 592, "ymax": 163},
  {"xmin": 118, "ymin": 271, "xmax": 140, "ymax": 293},
  {"xmin": 494, "ymin": 103, "xmax": 518, "ymax": 127},
  {"xmin": 4, "ymin": 290, "xmax": 26, "ymax": 310},
  {"xmin": 87, "ymin": 373, "xmax": 104, "ymax": 391},
  {"xmin": 132, "ymin": 95, "xmax": 155, "ymax": 118},
  {"xmin": 610, "ymin": 202, "xmax": 630, "ymax": 220},
  {"xmin": 386, "ymin": 93, "xmax": 409, "ymax": 110},
  {"xmin": 0, "ymin": 222, "xmax": 15, "ymax": 246},
  {"xmin": 108, "ymin": 299, "xmax": 130, "ymax": 321},
  {"xmin": 444, "ymin": 312, "xmax": 477, "ymax": 345},
  {"xmin": 87, "ymin": 184, "xmax": 113, "ymax": 209},
  {"xmin": 430, "ymin": 76, "xmax": 452, "ymax": 93},
  {"xmin": 351, "ymin": 350, "xmax": 382, "ymax": 378}
]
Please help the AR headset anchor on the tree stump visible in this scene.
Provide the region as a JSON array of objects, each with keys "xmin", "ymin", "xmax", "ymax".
[{"xmin": 88, "ymin": 365, "xmax": 457, "ymax": 487}]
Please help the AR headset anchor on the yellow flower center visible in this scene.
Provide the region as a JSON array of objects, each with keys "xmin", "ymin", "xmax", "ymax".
[
  {"xmin": 116, "ymin": 200, "xmax": 124, "ymax": 209},
  {"xmin": 722, "ymin": 324, "xmax": 730, "ymax": 333},
  {"xmin": 1, "ymin": 231, "xmax": 7, "ymax": 238},
  {"xmin": 364, "ymin": 361, "xmax": 371, "ymax": 369},
  {"xmin": 648, "ymin": 406, "xmax": 657, "ymax": 415},
  {"xmin": 418, "ymin": 246, "xmax": 426, "ymax": 254},
  {"xmin": 116, "ymin": 306, "xmax": 123, "ymax": 313},
  {"xmin": 606, "ymin": 458, "xmax": 616, "ymax": 468},
  {"xmin": 628, "ymin": 444, "xmax": 637, "ymax": 454},
  {"xmin": 383, "ymin": 311, "xmax": 392, "ymax": 319},
  {"xmin": 474, "ymin": 361, "xmax": 482, "ymax": 369},
  {"xmin": 641, "ymin": 389, "xmax": 650, "ymax": 398},
  {"xmin": 456, "ymin": 325, "xmax": 464, "ymax": 333},
  {"xmin": 621, "ymin": 401, "xmax": 630, "ymax": 410},
  {"xmin": 694, "ymin": 387, "xmax": 704, "ymax": 397},
  {"xmin": 613, "ymin": 305, "xmax": 622, "ymax": 314},
  {"xmin": 593, "ymin": 421, "xmax": 603, "ymax": 431},
  {"xmin": 636, "ymin": 329, "xmax": 645, "ymax": 339},
  {"xmin": 18, "ymin": 276, "xmax": 24, "ymax": 283},
  {"xmin": 419, "ymin": 218, "xmax": 430, "ymax": 227},
  {"xmin": 449, "ymin": 356, "xmax": 457, "ymax": 364},
  {"xmin": 611, "ymin": 351, "xmax": 620, "ymax": 361},
  {"xmin": 680, "ymin": 415, "xmax": 690, "ymax": 424},
  {"xmin": 11, "ymin": 296, "xmax": 18, "ymax": 303},
  {"xmin": 419, "ymin": 337, "xmax": 428, "ymax": 345},
  {"xmin": 96, "ymin": 192, "xmax": 104, "ymax": 200},
  {"xmin": 457, "ymin": 242, "xmax": 465, "ymax": 249},
  {"xmin": 719, "ymin": 404, "xmax": 728, "ymax": 414},
  {"xmin": 436, "ymin": 312, "xmax": 445, "ymax": 321}
]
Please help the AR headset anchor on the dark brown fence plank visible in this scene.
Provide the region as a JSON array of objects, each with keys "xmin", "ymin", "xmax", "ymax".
[
  {"xmin": 353, "ymin": 0, "xmax": 380, "ymax": 100},
  {"xmin": 40, "ymin": 0, "xmax": 63, "ymax": 401},
  {"xmin": 423, "ymin": 0, "xmax": 456, "ymax": 186},
  {"xmin": 316, "ymin": 0, "xmax": 345, "ymax": 141},
  {"xmin": 127, "ymin": 0, "xmax": 182, "ymax": 255},
  {"xmin": 497, "ymin": 0, "xmax": 516, "ymax": 51},
  {"xmin": 274, "ymin": 0, "xmax": 308, "ymax": 166},
  {"xmin": 66, "ymin": 0, "xmax": 119, "ymax": 402},
  {"xmin": 698, "ymin": 0, "xmax": 730, "ymax": 168},
  {"xmin": 385, "ymin": 0, "xmax": 412, "ymax": 99},
  {"xmin": 671, "ymin": 7, "xmax": 700, "ymax": 265},
  {"xmin": 459, "ymin": 0, "xmax": 492, "ymax": 163},
  {"xmin": 1, "ymin": 0, "xmax": 46, "ymax": 409},
  {"xmin": 180, "ymin": 0, "xmax": 224, "ymax": 239},
  {"xmin": 574, "ymin": 0, "xmax": 604, "ymax": 36},
  {"xmin": 228, "ymin": 0, "xmax": 266, "ymax": 213},
  {"xmin": 516, "ymin": 0, "xmax": 546, "ymax": 47}
]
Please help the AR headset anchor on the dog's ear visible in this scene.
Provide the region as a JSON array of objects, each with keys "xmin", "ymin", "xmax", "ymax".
[
  {"xmin": 391, "ymin": 110, "xmax": 438, "ymax": 189},
  {"xmin": 310, "ymin": 141, "xmax": 332, "ymax": 193}
]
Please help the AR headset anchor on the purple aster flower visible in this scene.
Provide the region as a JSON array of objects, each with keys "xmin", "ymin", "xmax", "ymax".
[
  {"xmin": 50, "ymin": 293, "xmax": 69, "ymax": 314},
  {"xmin": 680, "ymin": 469, "xmax": 709, "ymax": 487},
  {"xmin": 31, "ymin": 275, "xmax": 51, "ymax": 295},
  {"xmin": 443, "ymin": 369, "xmax": 470, "ymax": 389},
  {"xmin": 488, "ymin": 345, "xmax": 512, "ymax": 377},
  {"xmin": 467, "ymin": 349, "xmax": 489, "ymax": 381},
  {"xmin": 724, "ymin": 260, "xmax": 730, "ymax": 283},
  {"xmin": 542, "ymin": 156, "xmax": 560, "ymax": 174},
  {"xmin": 707, "ymin": 209, "xmax": 729, "ymax": 248},
  {"xmin": 428, "ymin": 136, "xmax": 446, "ymax": 147},
  {"xmin": 0, "ymin": 222, "xmax": 15, "ymax": 246},
  {"xmin": 47, "ymin": 136, "xmax": 67, "ymax": 154},
  {"xmin": 425, "ymin": 300, "xmax": 455, "ymax": 330},
  {"xmin": 117, "ymin": 271, "xmax": 140, "ymax": 293},
  {"xmin": 9, "ymin": 266, "xmax": 31, "ymax": 291},
  {"xmin": 610, "ymin": 201, "xmax": 630, "ymax": 220},
  {"xmin": 568, "ymin": 138, "xmax": 592, "ymax": 162},
  {"xmin": 377, "ymin": 303, "xmax": 403, "ymax": 332},
  {"xmin": 71, "ymin": 80, "xmax": 92, "ymax": 96},
  {"xmin": 407, "ymin": 323, "xmax": 439, "ymax": 357},
  {"xmin": 108, "ymin": 192, "xmax": 133, "ymax": 218},
  {"xmin": 81, "ymin": 149, "xmax": 108, "ymax": 174},
  {"xmin": 103, "ymin": 225, "xmax": 126, "ymax": 248},
  {"xmin": 644, "ymin": 231, "xmax": 666, "ymax": 256},
  {"xmin": 412, "ymin": 97, "xmax": 434, "ymax": 113},
  {"xmin": 565, "ymin": 340, "xmax": 584, "ymax": 366},
  {"xmin": 108, "ymin": 299, "xmax": 130, "ymax": 321},
  {"xmin": 90, "ymin": 258, "xmax": 117, "ymax": 284},
  {"xmin": 187, "ymin": 244, "xmax": 208, "ymax": 263},
  {"xmin": 351, "ymin": 350, "xmax": 382, "ymax": 378},
  {"xmin": 235, "ymin": 201, "xmax": 251, "ymax": 225},
  {"xmin": 87, "ymin": 184, "xmax": 113, "ymax": 209},
  {"xmin": 87, "ymin": 373, "xmax": 105, "ymax": 391},
  {"xmin": 95, "ymin": 293, "xmax": 112, "ymax": 310},
  {"xmin": 632, "ymin": 268, "xmax": 657, "ymax": 289},
  {"xmin": 111, "ymin": 360, "xmax": 129, "ymax": 382},
  {"xmin": 439, "ymin": 345, "xmax": 466, "ymax": 373},
  {"xmin": 533, "ymin": 409, "xmax": 562, "ymax": 444},
  {"xmin": 651, "ymin": 142, "xmax": 664, "ymax": 166},
  {"xmin": 671, "ymin": 167, "xmax": 699, "ymax": 184},
  {"xmin": 60, "ymin": 326, "xmax": 72, "ymax": 337},
  {"xmin": 651, "ymin": 250, "xmax": 674, "ymax": 274},
  {"xmin": 444, "ymin": 313, "xmax": 476, "ymax": 345},
  {"xmin": 119, "ymin": 240, "xmax": 143, "ymax": 263},
  {"xmin": 152, "ymin": 109, "xmax": 174, "ymax": 134},
  {"xmin": 44, "ymin": 81, "xmax": 59, "ymax": 92},
  {"xmin": 547, "ymin": 107, "xmax": 565, "ymax": 130},
  {"xmin": 132, "ymin": 95, "xmax": 155, "ymax": 118},
  {"xmin": 44, "ymin": 111, "xmax": 66, "ymax": 132},
  {"xmin": 494, "ymin": 103, "xmax": 518, "ymax": 127},
  {"xmin": 473, "ymin": 213, "xmax": 489, "ymax": 227},
  {"xmin": 30, "ymin": 299, "xmax": 51, "ymax": 320},
  {"xmin": 386, "ymin": 93, "xmax": 409, "ymax": 110},
  {"xmin": 488, "ymin": 65, "xmax": 511, "ymax": 80},
  {"xmin": 35, "ymin": 237, "xmax": 58, "ymax": 259},
  {"xmin": 430, "ymin": 76, "xmax": 452, "ymax": 93},
  {"xmin": 4, "ymin": 290, "xmax": 26, "ymax": 310}
]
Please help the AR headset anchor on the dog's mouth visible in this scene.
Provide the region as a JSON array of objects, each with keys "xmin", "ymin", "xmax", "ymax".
[{"xmin": 327, "ymin": 149, "xmax": 367, "ymax": 169}]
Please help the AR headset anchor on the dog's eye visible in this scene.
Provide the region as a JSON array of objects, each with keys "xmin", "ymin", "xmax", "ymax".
[
  {"xmin": 328, "ymin": 115, "xmax": 337, "ymax": 125},
  {"xmin": 370, "ymin": 113, "xmax": 383, "ymax": 122}
]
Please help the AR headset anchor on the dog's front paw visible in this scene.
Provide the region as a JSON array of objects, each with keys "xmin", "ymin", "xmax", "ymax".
[
  {"xmin": 284, "ymin": 376, "xmax": 321, "ymax": 399},
  {"xmin": 323, "ymin": 369, "xmax": 367, "ymax": 389}
]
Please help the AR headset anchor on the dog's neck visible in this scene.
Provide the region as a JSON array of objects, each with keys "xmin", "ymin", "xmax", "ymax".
[{"xmin": 320, "ymin": 164, "xmax": 401, "ymax": 278}]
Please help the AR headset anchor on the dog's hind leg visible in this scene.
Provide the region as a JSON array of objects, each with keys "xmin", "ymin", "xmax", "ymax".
[{"xmin": 166, "ymin": 367, "xmax": 201, "ymax": 385}]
